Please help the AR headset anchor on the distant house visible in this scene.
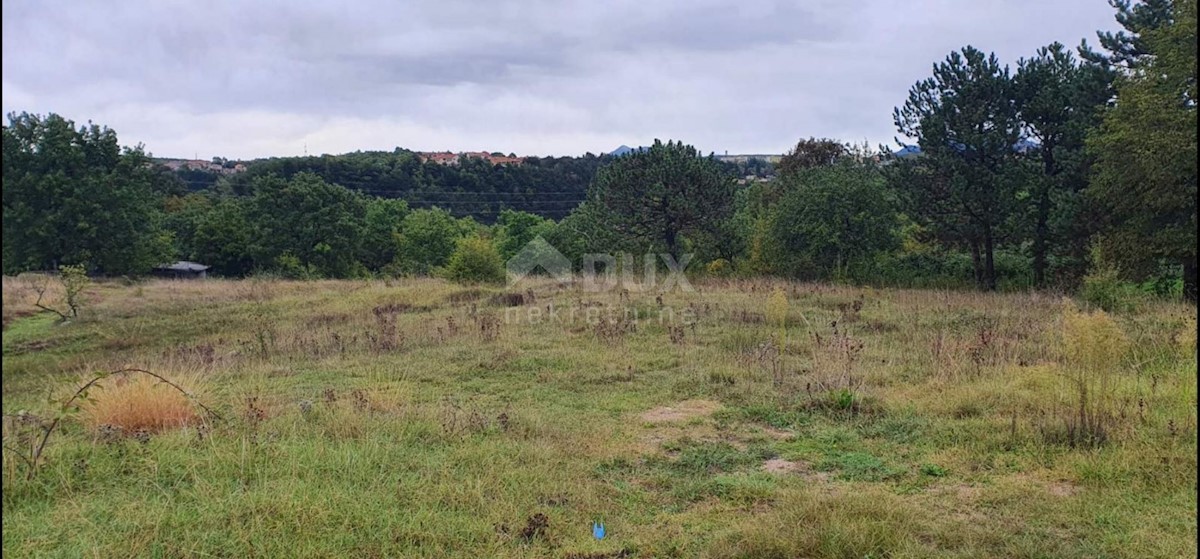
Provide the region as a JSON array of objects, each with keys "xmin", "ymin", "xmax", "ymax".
[
  {"xmin": 422, "ymin": 152, "xmax": 460, "ymax": 165},
  {"xmin": 713, "ymin": 154, "xmax": 782, "ymax": 164},
  {"xmin": 151, "ymin": 261, "xmax": 210, "ymax": 280},
  {"xmin": 418, "ymin": 151, "xmax": 524, "ymax": 166},
  {"xmin": 487, "ymin": 155, "xmax": 524, "ymax": 166}
]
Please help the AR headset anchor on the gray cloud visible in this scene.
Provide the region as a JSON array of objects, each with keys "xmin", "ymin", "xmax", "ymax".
[{"xmin": 3, "ymin": 0, "xmax": 1117, "ymax": 159}]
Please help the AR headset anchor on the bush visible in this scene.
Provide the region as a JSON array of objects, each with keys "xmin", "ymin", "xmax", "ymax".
[
  {"xmin": 30, "ymin": 263, "xmax": 91, "ymax": 321},
  {"xmin": 865, "ymin": 248, "xmax": 1033, "ymax": 290},
  {"xmin": 271, "ymin": 253, "xmax": 318, "ymax": 280},
  {"xmin": 706, "ymin": 258, "xmax": 732, "ymax": 276},
  {"xmin": 1080, "ymin": 266, "xmax": 1142, "ymax": 313},
  {"xmin": 396, "ymin": 208, "xmax": 474, "ymax": 275},
  {"xmin": 1079, "ymin": 244, "xmax": 1144, "ymax": 312},
  {"xmin": 766, "ymin": 161, "xmax": 898, "ymax": 280},
  {"xmin": 443, "ymin": 236, "xmax": 506, "ymax": 285},
  {"xmin": 58, "ymin": 264, "xmax": 90, "ymax": 318}
]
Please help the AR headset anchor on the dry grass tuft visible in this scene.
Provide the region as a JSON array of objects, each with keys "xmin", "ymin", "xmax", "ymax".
[
  {"xmin": 708, "ymin": 487, "xmax": 927, "ymax": 558},
  {"xmin": 80, "ymin": 372, "xmax": 206, "ymax": 433},
  {"xmin": 1177, "ymin": 317, "xmax": 1197, "ymax": 355}
]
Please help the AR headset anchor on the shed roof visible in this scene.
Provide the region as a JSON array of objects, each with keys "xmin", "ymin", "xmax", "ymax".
[{"xmin": 155, "ymin": 261, "xmax": 210, "ymax": 272}]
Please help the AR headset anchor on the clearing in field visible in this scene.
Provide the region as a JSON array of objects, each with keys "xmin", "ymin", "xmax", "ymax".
[{"xmin": 2, "ymin": 276, "xmax": 1197, "ymax": 558}]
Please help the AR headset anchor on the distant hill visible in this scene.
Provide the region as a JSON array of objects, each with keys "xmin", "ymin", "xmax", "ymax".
[{"xmin": 608, "ymin": 145, "xmax": 652, "ymax": 157}]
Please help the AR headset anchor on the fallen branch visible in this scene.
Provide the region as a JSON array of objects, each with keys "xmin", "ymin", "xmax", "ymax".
[{"xmin": 31, "ymin": 275, "xmax": 70, "ymax": 321}]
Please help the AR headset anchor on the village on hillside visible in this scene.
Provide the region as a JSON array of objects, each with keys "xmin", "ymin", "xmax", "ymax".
[{"xmin": 417, "ymin": 151, "xmax": 525, "ymax": 166}]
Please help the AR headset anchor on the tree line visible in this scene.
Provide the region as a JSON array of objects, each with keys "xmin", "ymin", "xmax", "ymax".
[
  {"xmin": 216, "ymin": 150, "xmax": 612, "ymax": 221},
  {"xmin": 2, "ymin": 0, "xmax": 1194, "ymax": 300}
]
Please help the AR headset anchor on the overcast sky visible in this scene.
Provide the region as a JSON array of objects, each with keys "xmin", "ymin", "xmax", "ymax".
[{"xmin": 2, "ymin": 0, "xmax": 1118, "ymax": 160}]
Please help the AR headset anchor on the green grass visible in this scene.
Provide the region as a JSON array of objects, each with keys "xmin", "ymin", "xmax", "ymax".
[{"xmin": 2, "ymin": 276, "xmax": 1197, "ymax": 558}]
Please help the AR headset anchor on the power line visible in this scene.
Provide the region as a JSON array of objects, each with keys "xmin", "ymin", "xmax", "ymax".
[
  {"xmin": 403, "ymin": 201, "xmax": 581, "ymax": 207},
  {"xmin": 175, "ymin": 181, "xmax": 588, "ymax": 198},
  {"xmin": 351, "ymin": 190, "xmax": 586, "ymax": 197}
]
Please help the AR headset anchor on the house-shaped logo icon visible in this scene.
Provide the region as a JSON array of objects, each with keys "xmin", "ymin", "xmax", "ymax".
[{"xmin": 506, "ymin": 236, "xmax": 572, "ymax": 286}]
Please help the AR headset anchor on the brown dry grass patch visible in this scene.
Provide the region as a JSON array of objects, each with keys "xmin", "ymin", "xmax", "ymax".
[
  {"xmin": 639, "ymin": 399, "xmax": 723, "ymax": 423},
  {"xmin": 79, "ymin": 372, "xmax": 206, "ymax": 433}
]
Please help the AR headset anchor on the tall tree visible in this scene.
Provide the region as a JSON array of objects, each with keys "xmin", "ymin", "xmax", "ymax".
[
  {"xmin": 1087, "ymin": 0, "xmax": 1197, "ymax": 299},
  {"xmin": 2, "ymin": 112, "xmax": 172, "ymax": 275},
  {"xmin": 494, "ymin": 209, "xmax": 554, "ymax": 261},
  {"xmin": 246, "ymin": 172, "xmax": 371, "ymax": 278},
  {"xmin": 1081, "ymin": 0, "xmax": 1177, "ymax": 67},
  {"xmin": 190, "ymin": 198, "xmax": 256, "ymax": 276},
  {"xmin": 893, "ymin": 47, "xmax": 1023, "ymax": 290},
  {"xmin": 394, "ymin": 207, "xmax": 474, "ymax": 274},
  {"xmin": 1014, "ymin": 43, "xmax": 1115, "ymax": 286},
  {"xmin": 586, "ymin": 140, "xmax": 735, "ymax": 259},
  {"xmin": 777, "ymin": 137, "xmax": 847, "ymax": 178},
  {"xmin": 768, "ymin": 160, "xmax": 898, "ymax": 280},
  {"xmin": 359, "ymin": 198, "xmax": 410, "ymax": 270}
]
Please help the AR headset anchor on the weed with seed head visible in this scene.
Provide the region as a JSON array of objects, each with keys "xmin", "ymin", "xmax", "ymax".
[{"xmin": 1047, "ymin": 301, "xmax": 1131, "ymax": 448}]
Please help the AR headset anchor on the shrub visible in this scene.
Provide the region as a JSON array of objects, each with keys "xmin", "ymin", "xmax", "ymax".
[
  {"xmin": 866, "ymin": 247, "xmax": 1034, "ymax": 290},
  {"xmin": 30, "ymin": 264, "xmax": 90, "ymax": 321},
  {"xmin": 80, "ymin": 373, "xmax": 205, "ymax": 433},
  {"xmin": 766, "ymin": 161, "xmax": 899, "ymax": 280},
  {"xmin": 830, "ymin": 388, "xmax": 856, "ymax": 411},
  {"xmin": 396, "ymin": 208, "xmax": 474, "ymax": 275},
  {"xmin": 443, "ymin": 236, "xmax": 505, "ymax": 285},
  {"xmin": 58, "ymin": 264, "xmax": 89, "ymax": 318},
  {"xmin": 272, "ymin": 253, "xmax": 318, "ymax": 280},
  {"xmin": 706, "ymin": 258, "xmax": 732, "ymax": 276},
  {"xmin": 1080, "ymin": 266, "xmax": 1142, "ymax": 313},
  {"xmin": 378, "ymin": 259, "xmax": 408, "ymax": 278}
]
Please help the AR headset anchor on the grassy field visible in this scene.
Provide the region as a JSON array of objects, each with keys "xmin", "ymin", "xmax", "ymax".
[{"xmin": 2, "ymin": 276, "xmax": 1196, "ymax": 558}]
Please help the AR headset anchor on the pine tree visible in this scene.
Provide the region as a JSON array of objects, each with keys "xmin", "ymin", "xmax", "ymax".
[
  {"xmin": 1087, "ymin": 0, "xmax": 1197, "ymax": 299},
  {"xmin": 893, "ymin": 47, "xmax": 1023, "ymax": 290}
]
